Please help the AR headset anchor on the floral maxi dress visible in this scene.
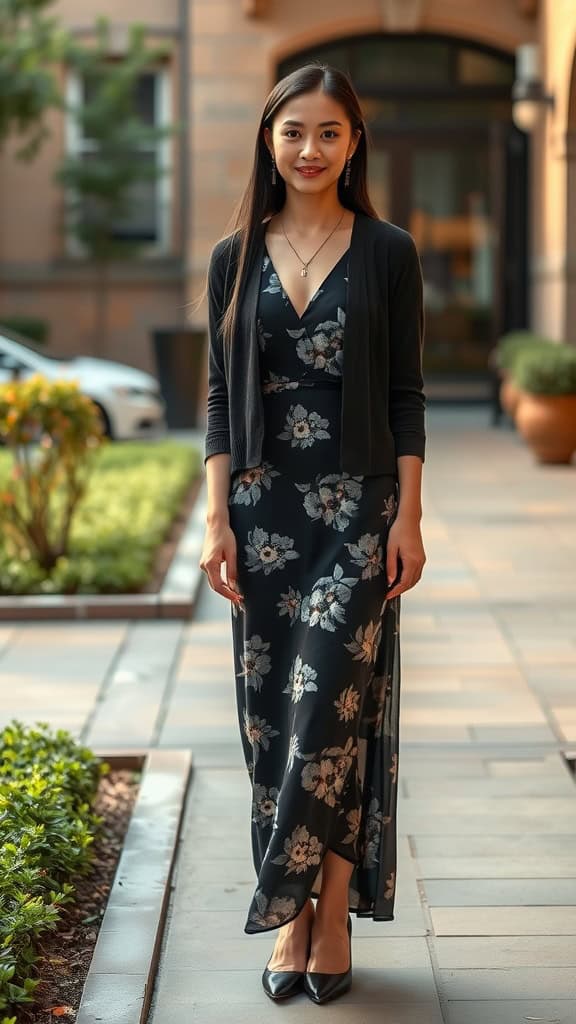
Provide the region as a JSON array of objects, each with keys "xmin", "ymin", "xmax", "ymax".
[{"xmin": 227, "ymin": 243, "xmax": 402, "ymax": 934}]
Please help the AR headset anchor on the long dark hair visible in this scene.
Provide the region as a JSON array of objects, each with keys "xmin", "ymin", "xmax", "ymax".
[{"xmin": 195, "ymin": 62, "xmax": 380, "ymax": 347}]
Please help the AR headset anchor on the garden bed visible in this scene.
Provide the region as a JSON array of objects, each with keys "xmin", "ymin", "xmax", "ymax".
[
  {"xmin": 0, "ymin": 440, "xmax": 207, "ymax": 620},
  {"xmin": 0, "ymin": 721, "xmax": 192, "ymax": 1024},
  {"xmin": 16, "ymin": 768, "xmax": 140, "ymax": 1023},
  {"xmin": 0, "ymin": 439, "xmax": 201, "ymax": 597}
]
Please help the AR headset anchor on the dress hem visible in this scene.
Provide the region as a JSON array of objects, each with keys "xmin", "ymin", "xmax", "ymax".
[{"xmin": 243, "ymin": 832, "xmax": 394, "ymax": 934}]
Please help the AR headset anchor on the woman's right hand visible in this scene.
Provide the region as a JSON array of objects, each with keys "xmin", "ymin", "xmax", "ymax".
[{"xmin": 199, "ymin": 519, "xmax": 244, "ymax": 606}]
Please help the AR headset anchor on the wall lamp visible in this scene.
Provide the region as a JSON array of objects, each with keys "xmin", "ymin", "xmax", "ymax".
[{"xmin": 512, "ymin": 44, "xmax": 555, "ymax": 133}]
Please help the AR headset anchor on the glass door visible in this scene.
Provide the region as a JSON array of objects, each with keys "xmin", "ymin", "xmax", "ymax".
[{"xmin": 369, "ymin": 131, "xmax": 501, "ymax": 398}]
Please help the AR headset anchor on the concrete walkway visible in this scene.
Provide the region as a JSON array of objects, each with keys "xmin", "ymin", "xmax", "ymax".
[{"xmin": 1, "ymin": 407, "xmax": 575, "ymax": 1023}]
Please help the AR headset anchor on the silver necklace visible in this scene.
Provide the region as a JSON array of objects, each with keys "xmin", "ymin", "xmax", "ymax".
[{"xmin": 280, "ymin": 209, "xmax": 347, "ymax": 277}]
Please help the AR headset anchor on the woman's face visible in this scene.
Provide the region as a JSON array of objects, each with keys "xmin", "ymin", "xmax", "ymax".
[{"xmin": 264, "ymin": 88, "xmax": 360, "ymax": 195}]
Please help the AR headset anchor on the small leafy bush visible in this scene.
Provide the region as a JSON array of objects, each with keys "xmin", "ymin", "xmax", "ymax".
[
  {"xmin": 494, "ymin": 331, "xmax": 552, "ymax": 373},
  {"xmin": 0, "ymin": 439, "xmax": 199, "ymax": 595},
  {"xmin": 0, "ymin": 375, "xmax": 104, "ymax": 571},
  {"xmin": 0, "ymin": 318, "xmax": 50, "ymax": 345},
  {"xmin": 0, "ymin": 720, "xmax": 107, "ymax": 1020},
  {"xmin": 512, "ymin": 343, "xmax": 576, "ymax": 395}
]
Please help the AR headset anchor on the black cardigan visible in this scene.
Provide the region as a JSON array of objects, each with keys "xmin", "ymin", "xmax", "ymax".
[{"xmin": 204, "ymin": 210, "xmax": 426, "ymax": 477}]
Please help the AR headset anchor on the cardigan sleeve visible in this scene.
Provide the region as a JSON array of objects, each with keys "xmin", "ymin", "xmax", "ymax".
[
  {"xmin": 388, "ymin": 230, "xmax": 426, "ymax": 462},
  {"xmin": 204, "ymin": 242, "xmax": 232, "ymax": 464}
]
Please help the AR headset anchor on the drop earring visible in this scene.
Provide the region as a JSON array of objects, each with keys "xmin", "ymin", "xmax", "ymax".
[
  {"xmin": 344, "ymin": 157, "xmax": 351, "ymax": 187},
  {"xmin": 271, "ymin": 156, "xmax": 277, "ymax": 185}
]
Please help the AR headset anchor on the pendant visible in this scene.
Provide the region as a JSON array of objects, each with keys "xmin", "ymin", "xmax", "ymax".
[{"xmin": 301, "ymin": 267, "xmax": 308, "ymax": 277}]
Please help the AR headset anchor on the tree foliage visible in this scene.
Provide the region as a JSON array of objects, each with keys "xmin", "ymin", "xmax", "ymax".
[
  {"xmin": 0, "ymin": 0, "xmax": 66, "ymax": 159},
  {"xmin": 57, "ymin": 19, "xmax": 174, "ymax": 265}
]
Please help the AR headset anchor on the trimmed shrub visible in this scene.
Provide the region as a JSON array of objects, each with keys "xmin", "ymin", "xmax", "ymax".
[
  {"xmin": 0, "ymin": 318, "xmax": 50, "ymax": 346},
  {"xmin": 494, "ymin": 331, "xmax": 552, "ymax": 373},
  {"xmin": 0, "ymin": 375, "xmax": 105, "ymax": 570},
  {"xmin": 513, "ymin": 343, "xmax": 576, "ymax": 395},
  {"xmin": 0, "ymin": 720, "xmax": 107, "ymax": 1020}
]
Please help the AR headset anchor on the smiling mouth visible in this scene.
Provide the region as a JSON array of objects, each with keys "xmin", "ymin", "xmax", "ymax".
[{"xmin": 296, "ymin": 167, "xmax": 325, "ymax": 175}]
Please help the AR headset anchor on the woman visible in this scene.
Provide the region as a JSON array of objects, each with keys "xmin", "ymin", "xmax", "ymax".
[{"xmin": 199, "ymin": 62, "xmax": 426, "ymax": 1005}]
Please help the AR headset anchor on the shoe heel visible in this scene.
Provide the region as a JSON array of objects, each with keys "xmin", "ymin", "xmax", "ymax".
[
  {"xmin": 262, "ymin": 909, "xmax": 313, "ymax": 1001},
  {"xmin": 303, "ymin": 913, "xmax": 353, "ymax": 1005}
]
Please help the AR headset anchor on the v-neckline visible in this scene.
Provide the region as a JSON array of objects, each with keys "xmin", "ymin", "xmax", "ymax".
[{"xmin": 263, "ymin": 241, "xmax": 350, "ymax": 323}]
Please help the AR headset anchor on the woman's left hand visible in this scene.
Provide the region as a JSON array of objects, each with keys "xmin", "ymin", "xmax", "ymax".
[{"xmin": 384, "ymin": 515, "xmax": 426, "ymax": 599}]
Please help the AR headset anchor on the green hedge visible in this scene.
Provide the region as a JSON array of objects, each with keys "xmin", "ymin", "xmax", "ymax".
[
  {"xmin": 0, "ymin": 720, "xmax": 107, "ymax": 1022},
  {"xmin": 0, "ymin": 440, "xmax": 200, "ymax": 595}
]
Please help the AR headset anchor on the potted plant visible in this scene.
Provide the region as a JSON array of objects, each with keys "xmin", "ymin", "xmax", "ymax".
[
  {"xmin": 493, "ymin": 331, "xmax": 552, "ymax": 418},
  {"xmin": 512, "ymin": 343, "xmax": 576, "ymax": 464}
]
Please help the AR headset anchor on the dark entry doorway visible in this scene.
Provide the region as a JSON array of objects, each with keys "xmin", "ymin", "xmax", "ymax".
[
  {"xmin": 371, "ymin": 128, "xmax": 500, "ymax": 397},
  {"xmin": 279, "ymin": 34, "xmax": 529, "ymax": 400}
]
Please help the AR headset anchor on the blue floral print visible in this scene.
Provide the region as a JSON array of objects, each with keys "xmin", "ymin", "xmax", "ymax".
[
  {"xmin": 287, "ymin": 306, "xmax": 345, "ymax": 376},
  {"xmin": 344, "ymin": 531, "xmax": 385, "ymax": 579},
  {"xmin": 283, "ymin": 654, "xmax": 318, "ymax": 703},
  {"xmin": 276, "ymin": 585, "xmax": 302, "ymax": 626},
  {"xmin": 229, "ymin": 462, "xmax": 280, "ymax": 507},
  {"xmin": 300, "ymin": 562, "xmax": 359, "ymax": 632},
  {"xmin": 261, "ymin": 260, "xmax": 282, "ymax": 296},
  {"xmin": 237, "ymin": 634, "xmax": 271, "ymax": 692},
  {"xmin": 277, "ymin": 403, "xmax": 331, "ymax": 448},
  {"xmin": 243, "ymin": 709, "xmax": 280, "ymax": 765},
  {"xmin": 244, "ymin": 526, "xmax": 300, "ymax": 575},
  {"xmin": 252, "ymin": 783, "xmax": 279, "ymax": 828},
  {"xmin": 295, "ymin": 472, "xmax": 363, "ymax": 530}
]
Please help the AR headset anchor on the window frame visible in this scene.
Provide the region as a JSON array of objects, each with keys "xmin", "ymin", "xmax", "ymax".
[{"xmin": 64, "ymin": 64, "xmax": 173, "ymax": 260}]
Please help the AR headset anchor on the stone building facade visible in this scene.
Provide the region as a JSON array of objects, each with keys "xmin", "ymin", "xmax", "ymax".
[{"xmin": 0, "ymin": 0, "xmax": 574, "ymax": 402}]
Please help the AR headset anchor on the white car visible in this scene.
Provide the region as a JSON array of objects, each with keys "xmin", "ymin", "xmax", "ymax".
[{"xmin": 0, "ymin": 330, "xmax": 166, "ymax": 440}]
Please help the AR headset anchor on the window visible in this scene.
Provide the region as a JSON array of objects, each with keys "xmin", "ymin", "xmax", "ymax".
[{"xmin": 65, "ymin": 68, "xmax": 172, "ymax": 257}]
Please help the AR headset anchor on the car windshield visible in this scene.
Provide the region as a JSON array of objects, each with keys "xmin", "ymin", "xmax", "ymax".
[{"xmin": 0, "ymin": 331, "xmax": 64, "ymax": 361}]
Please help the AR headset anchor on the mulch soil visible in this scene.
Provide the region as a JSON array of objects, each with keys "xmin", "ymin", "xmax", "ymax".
[{"xmin": 15, "ymin": 768, "xmax": 140, "ymax": 1023}]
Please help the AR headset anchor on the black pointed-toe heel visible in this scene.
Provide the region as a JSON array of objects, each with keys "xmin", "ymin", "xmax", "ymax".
[
  {"xmin": 262, "ymin": 922, "xmax": 312, "ymax": 1001},
  {"xmin": 261, "ymin": 959, "xmax": 305, "ymax": 1000},
  {"xmin": 304, "ymin": 913, "xmax": 352, "ymax": 1005}
]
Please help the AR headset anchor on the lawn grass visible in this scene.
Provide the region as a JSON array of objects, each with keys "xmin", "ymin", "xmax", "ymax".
[{"xmin": 0, "ymin": 439, "xmax": 201, "ymax": 595}]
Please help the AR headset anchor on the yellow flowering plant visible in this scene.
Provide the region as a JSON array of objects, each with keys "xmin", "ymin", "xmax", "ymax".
[{"xmin": 0, "ymin": 375, "xmax": 105, "ymax": 569}]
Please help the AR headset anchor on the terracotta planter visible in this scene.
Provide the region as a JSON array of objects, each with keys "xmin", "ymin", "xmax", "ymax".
[
  {"xmin": 499, "ymin": 372, "xmax": 523, "ymax": 418},
  {"xmin": 515, "ymin": 393, "xmax": 576, "ymax": 464}
]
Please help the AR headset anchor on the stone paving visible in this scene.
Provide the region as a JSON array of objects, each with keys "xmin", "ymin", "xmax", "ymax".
[{"xmin": 1, "ymin": 408, "xmax": 576, "ymax": 1023}]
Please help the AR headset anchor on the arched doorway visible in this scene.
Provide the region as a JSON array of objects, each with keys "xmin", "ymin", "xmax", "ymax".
[
  {"xmin": 566, "ymin": 49, "xmax": 576, "ymax": 345},
  {"xmin": 279, "ymin": 34, "xmax": 529, "ymax": 400}
]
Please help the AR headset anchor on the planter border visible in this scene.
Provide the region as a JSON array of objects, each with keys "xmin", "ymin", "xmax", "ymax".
[
  {"xmin": 74, "ymin": 747, "xmax": 193, "ymax": 1024},
  {"xmin": 0, "ymin": 475, "xmax": 207, "ymax": 622}
]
